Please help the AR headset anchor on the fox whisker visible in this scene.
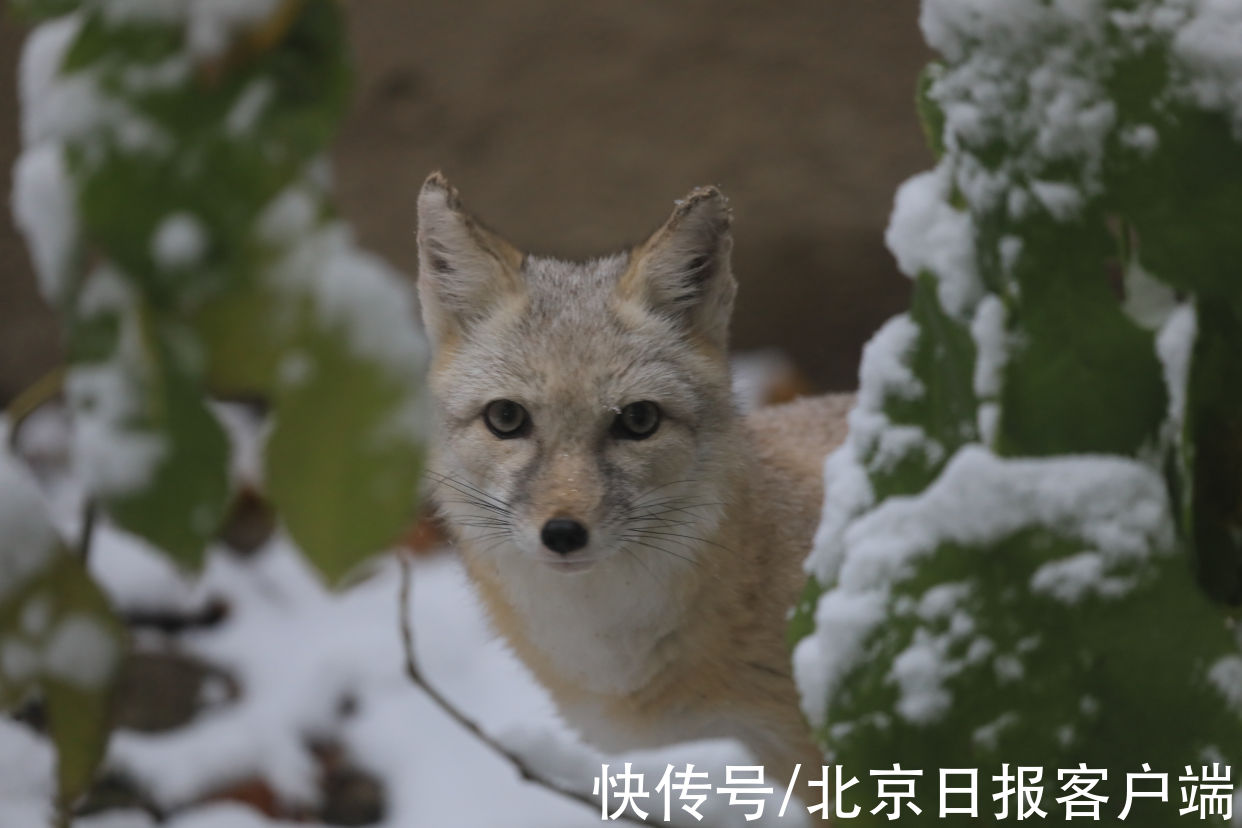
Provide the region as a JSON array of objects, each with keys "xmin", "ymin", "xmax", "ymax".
[{"xmin": 620, "ymin": 534, "xmax": 699, "ymax": 568}]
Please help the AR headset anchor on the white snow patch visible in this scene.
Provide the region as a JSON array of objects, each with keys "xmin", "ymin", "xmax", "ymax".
[
  {"xmin": 152, "ymin": 212, "xmax": 208, "ymax": 270},
  {"xmin": 1156, "ymin": 303, "xmax": 1197, "ymax": 435},
  {"xmin": 0, "ymin": 719, "xmax": 55, "ymax": 827},
  {"xmin": 42, "ymin": 613, "xmax": 118, "ymax": 690},
  {"xmin": 226, "ymin": 78, "xmax": 275, "ymax": 137},
  {"xmin": 1209, "ymin": 655, "xmax": 1242, "ymax": 717},
  {"xmin": 993, "ymin": 654, "xmax": 1025, "ymax": 683},
  {"xmin": 12, "ymin": 145, "xmax": 79, "ymax": 306},
  {"xmin": 65, "ymin": 270, "xmax": 168, "ymax": 497},
  {"xmin": 798, "ymin": 444, "xmax": 1172, "ymax": 726},
  {"xmin": 1120, "ymin": 123, "xmax": 1160, "ymax": 155},
  {"xmin": 972, "ymin": 711, "xmax": 1019, "ymax": 752},
  {"xmin": 793, "ymin": 590, "xmax": 888, "ymax": 730},
  {"xmin": 1030, "ymin": 551, "xmax": 1138, "ymax": 604},
  {"xmin": 1030, "ymin": 180, "xmax": 1085, "ymax": 221},
  {"xmin": 805, "ymin": 445, "xmax": 875, "ymax": 585},
  {"xmin": 0, "ymin": 444, "xmax": 60, "ymax": 602},
  {"xmin": 889, "ymin": 630, "xmax": 955, "ymax": 724},
  {"xmin": 1174, "ymin": 0, "xmax": 1242, "ymax": 138},
  {"xmin": 1122, "ymin": 257, "xmax": 1178, "ymax": 331},
  {"xmin": 886, "ymin": 163, "xmax": 981, "ymax": 317},
  {"xmin": 970, "ymin": 294, "xmax": 1008, "ymax": 398}
]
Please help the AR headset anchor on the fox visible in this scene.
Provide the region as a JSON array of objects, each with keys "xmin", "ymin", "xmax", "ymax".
[{"xmin": 415, "ymin": 171, "xmax": 853, "ymax": 789}]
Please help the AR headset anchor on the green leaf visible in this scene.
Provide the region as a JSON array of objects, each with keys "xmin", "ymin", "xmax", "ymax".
[
  {"xmin": 1181, "ymin": 300, "xmax": 1242, "ymax": 605},
  {"xmin": 915, "ymin": 65, "xmax": 946, "ymax": 162},
  {"xmin": 994, "ymin": 213, "xmax": 1167, "ymax": 457},
  {"xmin": 818, "ymin": 528, "xmax": 1242, "ymax": 827},
  {"xmin": 265, "ymin": 321, "xmax": 423, "ymax": 584},
  {"xmin": 871, "ymin": 273, "xmax": 979, "ymax": 500},
  {"xmin": 8, "ymin": 0, "xmax": 81, "ymax": 22},
  {"xmin": 0, "ymin": 449, "xmax": 126, "ymax": 807},
  {"xmin": 68, "ymin": 292, "xmax": 230, "ymax": 568}
]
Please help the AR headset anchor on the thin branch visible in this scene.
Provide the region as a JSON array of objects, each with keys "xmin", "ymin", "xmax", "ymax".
[
  {"xmin": 5, "ymin": 365, "xmax": 65, "ymax": 450},
  {"xmin": 78, "ymin": 498, "xmax": 97, "ymax": 565},
  {"xmin": 395, "ymin": 551, "xmax": 664, "ymax": 827}
]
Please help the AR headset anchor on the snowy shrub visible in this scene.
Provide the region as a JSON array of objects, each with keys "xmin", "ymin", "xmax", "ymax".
[
  {"xmin": 4, "ymin": 0, "xmax": 427, "ymax": 810},
  {"xmin": 792, "ymin": 0, "xmax": 1242, "ymax": 823}
]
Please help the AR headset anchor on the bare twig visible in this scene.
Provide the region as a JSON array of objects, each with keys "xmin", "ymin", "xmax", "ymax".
[
  {"xmin": 395, "ymin": 551, "xmax": 664, "ymax": 827},
  {"xmin": 5, "ymin": 365, "xmax": 65, "ymax": 450}
]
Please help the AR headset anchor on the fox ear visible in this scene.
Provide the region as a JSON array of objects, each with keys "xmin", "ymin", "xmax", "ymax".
[
  {"xmin": 416, "ymin": 172, "xmax": 523, "ymax": 344},
  {"xmin": 624, "ymin": 186, "xmax": 736, "ymax": 350}
]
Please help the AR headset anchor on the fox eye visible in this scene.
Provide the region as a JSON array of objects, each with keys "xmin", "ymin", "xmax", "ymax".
[
  {"xmin": 483, "ymin": 399, "xmax": 530, "ymax": 439},
  {"xmin": 612, "ymin": 401, "xmax": 661, "ymax": 440}
]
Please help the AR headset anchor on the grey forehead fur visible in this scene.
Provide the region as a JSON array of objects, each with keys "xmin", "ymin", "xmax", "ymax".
[
  {"xmin": 435, "ymin": 249, "xmax": 730, "ymax": 429},
  {"xmin": 519, "ymin": 251, "xmax": 632, "ymax": 322}
]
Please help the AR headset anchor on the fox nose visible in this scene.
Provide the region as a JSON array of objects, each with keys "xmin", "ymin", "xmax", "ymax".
[{"xmin": 541, "ymin": 518, "xmax": 589, "ymax": 554}]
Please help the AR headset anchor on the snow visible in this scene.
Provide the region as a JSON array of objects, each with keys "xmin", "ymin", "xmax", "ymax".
[
  {"xmin": 64, "ymin": 275, "xmax": 168, "ymax": 498},
  {"xmin": 969, "ymin": 294, "xmax": 1008, "ymax": 399},
  {"xmin": 1029, "ymin": 179, "xmax": 1084, "ymax": 221},
  {"xmin": 837, "ymin": 447, "xmax": 1170, "ymax": 594},
  {"xmin": 42, "ymin": 613, "xmax": 119, "ymax": 690},
  {"xmin": 796, "ymin": 444, "xmax": 1174, "ymax": 728},
  {"xmin": 1122, "ymin": 257, "xmax": 1179, "ymax": 331},
  {"xmin": 1156, "ymin": 303, "xmax": 1197, "ymax": 436},
  {"xmin": 885, "ymin": 163, "xmax": 981, "ymax": 317},
  {"xmin": 226, "ymin": 79, "xmax": 275, "ymax": 137},
  {"xmin": 1, "ymin": 499, "xmax": 791, "ymax": 827},
  {"xmin": 0, "ymin": 718, "xmax": 55, "ymax": 827},
  {"xmin": 1174, "ymin": 0, "xmax": 1242, "ymax": 137},
  {"xmin": 151, "ymin": 212, "xmax": 208, "ymax": 270},
  {"xmin": 1208, "ymin": 655, "xmax": 1242, "ymax": 717},
  {"xmin": 971, "ymin": 711, "xmax": 1018, "ymax": 751},
  {"xmin": 888, "ymin": 630, "xmax": 954, "ymax": 724},
  {"xmin": 268, "ymin": 222, "xmax": 428, "ymax": 375},
  {"xmin": 0, "ymin": 441, "xmax": 60, "ymax": 603},
  {"xmin": 12, "ymin": 145, "xmax": 79, "ymax": 307},
  {"xmin": 1029, "ymin": 551, "xmax": 1138, "ymax": 604}
]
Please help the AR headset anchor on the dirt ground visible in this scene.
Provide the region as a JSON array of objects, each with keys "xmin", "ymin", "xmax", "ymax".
[{"xmin": 0, "ymin": 1, "xmax": 931, "ymax": 401}]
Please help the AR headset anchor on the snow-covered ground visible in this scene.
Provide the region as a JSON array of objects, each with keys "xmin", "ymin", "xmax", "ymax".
[
  {"xmin": 3, "ymin": 530, "xmax": 802, "ymax": 828},
  {"xmin": 1, "ymin": 407, "xmax": 807, "ymax": 828}
]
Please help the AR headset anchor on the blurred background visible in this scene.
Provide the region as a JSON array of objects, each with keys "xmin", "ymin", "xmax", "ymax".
[{"xmin": 1, "ymin": 0, "xmax": 930, "ymax": 403}]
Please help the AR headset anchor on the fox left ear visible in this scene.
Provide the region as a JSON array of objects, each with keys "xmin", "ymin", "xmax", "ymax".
[
  {"xmin": 624, "ymin": 186, "xmax": 736, "ymax": 351},
  {"xmin": 416, "ymin": 172, "xmax": 524, "ymax": 346}
]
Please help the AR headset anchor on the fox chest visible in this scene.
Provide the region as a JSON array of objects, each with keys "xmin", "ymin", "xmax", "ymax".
[{"xmin": 470, "ymin": 552, "xmax": 688, "ymax": 700}]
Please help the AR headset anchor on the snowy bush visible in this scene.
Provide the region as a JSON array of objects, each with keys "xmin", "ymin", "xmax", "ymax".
[
  {"xmin": 4, "ymin": 0, "xmax": 426, "ymax": 811},
  {"xmin": 792, "ymin": 0, "xmax": 1242, "ymax": 823}
]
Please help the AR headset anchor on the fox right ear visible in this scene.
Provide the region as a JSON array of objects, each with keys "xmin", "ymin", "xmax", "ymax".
[
  {"xmin": 623, "ymin": 186, "xmax": 736, "ymax": 351},
  {"xmin": 416, "ymin": 172, "xmax": 523, "ymax": 344}
]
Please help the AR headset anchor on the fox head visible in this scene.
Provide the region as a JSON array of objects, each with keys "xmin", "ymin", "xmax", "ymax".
[{"xmin": 416, "ymin": 173, "xmax": 740, "ymax": 575}]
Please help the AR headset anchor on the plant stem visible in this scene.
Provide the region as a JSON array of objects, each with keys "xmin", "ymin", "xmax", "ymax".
[{"xmin": 5, "ymin": 365, "xmax": 65, "ymax": 450}]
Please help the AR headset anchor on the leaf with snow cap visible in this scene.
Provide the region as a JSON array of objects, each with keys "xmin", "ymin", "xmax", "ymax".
[
  {"xmin": 0, "ymin": 445, "xmax": 125, "ymax": 808},
  {"xmin": 197, "ymin": 194, "xmax": 428, "ymax": 583},
  {"xmin": 66, "ymin": 275, "xmax": 230, "ymax": 567},
  {"xmin": 795, "ymin": 447, "xmax": 1242, "ymax": 825},
  {"xmin": 798, "ymin": 0, "xmax": 1242, "ymax": 814}
]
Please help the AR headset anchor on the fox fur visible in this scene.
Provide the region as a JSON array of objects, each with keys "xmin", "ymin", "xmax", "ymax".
[{"xmin": 416, "ymin": 171, "xmax": 852, "ymax": 784}]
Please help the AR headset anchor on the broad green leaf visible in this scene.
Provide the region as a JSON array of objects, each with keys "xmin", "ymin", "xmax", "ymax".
[
  {"xmin": 1181, "ymin": 300, "xmax": 1242, "ymax": 605},
  {"xmin": 817, "ymin": 528, "xmax": 1242, "ymax": 827},
  {"xmin": 0, "ymin": 448, "xmax": 126, "ymax": 808},
  {"xmin": 67, "ymin": 287, "xmax": 230, "ymax": 568},
  {"xmin": 265, "ymin": 307, "xmax": 424, "ymax": 584}
]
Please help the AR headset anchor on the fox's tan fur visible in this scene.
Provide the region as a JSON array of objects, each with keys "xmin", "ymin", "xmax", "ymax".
[{"xmin": 416, "ymin": 172, "xmax": 851, "ymax": 784}]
